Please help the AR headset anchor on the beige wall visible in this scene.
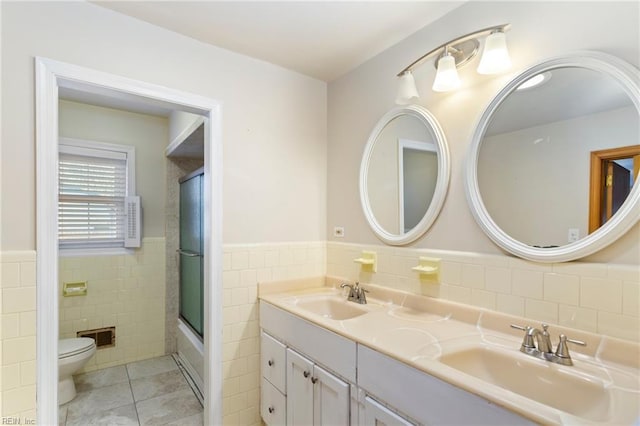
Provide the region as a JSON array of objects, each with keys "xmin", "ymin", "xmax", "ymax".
[
  {"xmin": 58, "ymin": 238, "xmax": 166, "ymax": 373},
  {"xmin": 327, "ymin": 1, "xmax": 640, "ymax": 264},
  {"xmin": 1, "ymin": 0, "xmax": 327, "ymax": 250},
  {"xmin": 59, "ymin": 100, "xmax": 169, "ymax": 239}
]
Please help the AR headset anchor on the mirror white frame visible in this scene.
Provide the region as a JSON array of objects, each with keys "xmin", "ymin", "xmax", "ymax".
[
  {"xmin": 360, "ymin": 105, "xmax": 450, "ymax": 245},
  {"xmin": 465, "ymin": 51, "xmax": 640, "ymax": 262}
]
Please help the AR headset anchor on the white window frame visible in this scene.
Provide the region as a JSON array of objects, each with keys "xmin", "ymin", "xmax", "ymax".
[{"xmin": 58, "ymin": 137, "xmax": 136, "ymax": 256}]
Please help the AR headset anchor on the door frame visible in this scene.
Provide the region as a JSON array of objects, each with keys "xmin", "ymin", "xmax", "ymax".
[
  {"xmin": 35, "ymin": 57, "xmax": 223, "ymax": 425},
  {"xmin": 588, "ymin": 144, "xmax": 640, "ymax": 233}
]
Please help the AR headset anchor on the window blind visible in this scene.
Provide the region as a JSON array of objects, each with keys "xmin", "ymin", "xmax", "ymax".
[{"xmin": 58, "ymin": 151, "xmax": 128, "ymax": 248}]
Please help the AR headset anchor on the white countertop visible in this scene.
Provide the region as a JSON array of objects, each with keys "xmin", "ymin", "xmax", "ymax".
[{"xmin": 258, "ymin": 276, "xmax": 640, "ymax": 425}]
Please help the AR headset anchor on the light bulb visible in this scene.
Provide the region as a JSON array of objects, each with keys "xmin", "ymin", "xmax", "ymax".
[
  {"xmin": 432, "ymin": 54, "xmax": 461, "ymax": 92},
  {"xmin": 477, "ymin": 31, "xmax": 511, "ymax": 75},
  {"xmin": 395, "ymin": 71, "xmax": 419, "ymax": 104}
]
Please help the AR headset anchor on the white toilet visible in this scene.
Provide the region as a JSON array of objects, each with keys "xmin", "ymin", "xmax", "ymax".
[{"xmin": 58, "ymin": 337, "xmax": 96, "ymax": 405}]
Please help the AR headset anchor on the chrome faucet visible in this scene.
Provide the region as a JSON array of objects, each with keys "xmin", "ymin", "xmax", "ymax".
[
  {"xmin": 340, "ymin": 282, "xmax": 369, "ymax": 304},
  {"xmin": 511, "ymin": 324, "xmax": 586, "ymax": 366}
]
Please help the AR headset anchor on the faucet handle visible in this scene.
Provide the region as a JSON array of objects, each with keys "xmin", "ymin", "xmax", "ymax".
[
  {"xmin": 510, "ymin": 324, "xmax": 536, "ymax": 349},
  {"xmin": 553, "ymin": 334, "xmax": 586, "ymax": 366},
  {"xmin": 555, "ymin": 334, "xmax": 586, "ymax": 359}
]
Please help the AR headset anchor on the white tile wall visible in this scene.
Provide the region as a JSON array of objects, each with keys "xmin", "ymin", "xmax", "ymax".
[
  {"xmin": 327, "ymin": 242, "xmax": 640, "ymax": 343},
  {"xmin": 58, "ymin": 238, "xmax": 166, "ymax": 372},
  {"xmin": 221, "ymin": 241, "xmax": 325, "ymax": 425},
  {"xmin": 0, "ymin": 251, "xmax": 37, "ymax": 420},
  {"xmin": 1, "ymin": 239, "xmax": 636, "ymax": 422}
]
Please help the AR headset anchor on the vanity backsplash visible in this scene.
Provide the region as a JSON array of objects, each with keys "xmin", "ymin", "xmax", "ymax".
[{"xmin": 327, "ymin": 241, "xmax": 639, "ymax": 343}]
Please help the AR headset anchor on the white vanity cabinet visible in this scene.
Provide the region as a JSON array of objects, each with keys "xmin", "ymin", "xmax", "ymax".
[
  {"xmin": 286, "ymin": 348, "xmax": 350, "ymax": 426},
  {"xmin": 260, "ymin": 303, "xmax": 355, "ymax": 425}
]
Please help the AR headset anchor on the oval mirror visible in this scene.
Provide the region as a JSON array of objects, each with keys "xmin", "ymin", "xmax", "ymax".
[
  {"xmin": 360, "ymin": 105, "xmax": 450, "ymax": 245},
  {"xmin": 466, "ymin": 51, "xmax": 640, "ymax": 262}
]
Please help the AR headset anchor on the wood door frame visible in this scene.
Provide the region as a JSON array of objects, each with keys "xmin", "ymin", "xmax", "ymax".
[{"xmin": 589, "ymin": 144, "xmax": 640, "ymax": 233}]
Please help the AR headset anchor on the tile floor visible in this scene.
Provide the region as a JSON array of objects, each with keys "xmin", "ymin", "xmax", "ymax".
[{"xmin": 59, "ymin": 355, "xmax": 203, "ymax": 425}]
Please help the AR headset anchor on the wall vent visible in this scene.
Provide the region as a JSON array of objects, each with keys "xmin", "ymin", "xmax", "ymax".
[{"xmin": 77, "ymin": 326, "xmax": 115, "ymax": 348}]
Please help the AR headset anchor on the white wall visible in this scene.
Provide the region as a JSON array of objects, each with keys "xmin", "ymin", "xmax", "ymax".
[
  {"xmin": 59, "ymin": 100, "xmax": 169, "ymax": 239},
  {"xmin": 327, "ymin": 1, "xmax": 640, "ymax": 264},
  {"xmin": 0, "ymin": 1, "xmax": 327, "ymax": 250}
]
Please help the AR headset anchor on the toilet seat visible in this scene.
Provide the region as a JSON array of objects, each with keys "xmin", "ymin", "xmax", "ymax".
[{"xmin": 59, "ymin": 337, "xmax": 96, "ymax": 359}]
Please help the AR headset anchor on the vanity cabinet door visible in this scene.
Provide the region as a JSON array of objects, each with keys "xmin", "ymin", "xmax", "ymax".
[
  {"xmin": 286, "ymin": 349, "xmax": 314, "ymax": 426},
  {"xmin": 363, "ymin": 396, "xmax": 415, "ymax": 426},
  {"xmin": 313, "ymin": 364, "xmax": 349, "ymax": 426}
]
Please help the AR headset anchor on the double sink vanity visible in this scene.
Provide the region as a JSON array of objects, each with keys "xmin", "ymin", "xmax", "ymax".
[
  {"xmin": 256, "ymin": 50, "xmax": 640, "ymax": 426},
  {"xmin": 258, "ymin": 276, "xmax": 640, "ymax": 425}
]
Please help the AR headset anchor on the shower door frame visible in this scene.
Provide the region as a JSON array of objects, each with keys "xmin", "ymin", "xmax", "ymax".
[{"xmin": 35, "ymin": 57, "xmax": 223, "ymax": 425}]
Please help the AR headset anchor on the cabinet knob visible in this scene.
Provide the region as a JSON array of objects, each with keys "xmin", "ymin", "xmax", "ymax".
[
  {"xmin": 303, "ymin": 370, "xmax": 310, "ymax": 378},
  {"xmin": 311, "ymin": 377, "xmax": 318, "ymax": 384},
  {"xmin": 268, "ymin": 359, "xmax": 274, "ymax": 366},
  {"xmin": 268, "ymin": 406, "xmax": 275, "ymax": 414}
]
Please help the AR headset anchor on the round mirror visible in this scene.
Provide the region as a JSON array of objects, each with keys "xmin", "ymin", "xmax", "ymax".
[
  {"xmin": 360, "ymin": 105, "xmax": 450, "ymax": 245},
  {"xmin": 466, "ymin": 51, "xmax": 640, "ymax": 262}
]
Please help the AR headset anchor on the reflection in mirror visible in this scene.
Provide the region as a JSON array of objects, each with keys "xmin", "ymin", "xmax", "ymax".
[
  {"xmin": 478, "ymin": 66, "xmax": 639, "ymax": 248},
  {"xmin": 466, "ymin": 51, "xmax": 640, "ymax": 262},
  {"xmin": 400, "ymin": 140, "xmax": 438, "ymax": 232},
  {"xmin": 367, "ymin": 114, "xmax": 437, "ymax": 234},
  {"xmin": 361, "ymin": 105, "xmax": 449, "ymax": 245}
]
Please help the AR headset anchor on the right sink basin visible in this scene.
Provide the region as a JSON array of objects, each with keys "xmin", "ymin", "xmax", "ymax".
[{"xmin": 437, "ymin": 344, "xmax": 636, "ymax": 423}]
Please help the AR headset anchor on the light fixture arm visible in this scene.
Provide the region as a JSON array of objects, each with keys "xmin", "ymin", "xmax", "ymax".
[{"xmin": 396, "ymin": 23, "xmax": 511, "ymax": 77}]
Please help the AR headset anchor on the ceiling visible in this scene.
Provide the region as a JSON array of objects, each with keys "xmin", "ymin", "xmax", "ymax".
[{"xmin": 92, "ymin": 1, "xmax": 465, "ymax": 82}]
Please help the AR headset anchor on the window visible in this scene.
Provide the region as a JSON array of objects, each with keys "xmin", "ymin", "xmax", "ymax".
[{"xmin": 58, "ymin": 138, "xmax": 140, "ymax": 254}]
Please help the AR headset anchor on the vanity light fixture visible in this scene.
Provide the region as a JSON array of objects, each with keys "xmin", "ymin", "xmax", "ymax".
[{"xmin": 396, "ymin": 24, "xmax": 512, "ymax": 103}]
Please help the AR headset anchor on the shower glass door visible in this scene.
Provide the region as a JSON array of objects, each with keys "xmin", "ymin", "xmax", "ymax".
[{"xmin": 179, "ymin": 169, "xmax": 204, "ymax": 338}]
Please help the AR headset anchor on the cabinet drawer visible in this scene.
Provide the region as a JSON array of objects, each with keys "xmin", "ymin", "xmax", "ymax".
[
  {"xmin": 364, "ymin": 396, "xmax": 415, "ymax": 426},
  {"xmin": 262, "ymin": 331, "xmax": 286, "ymax": 392},
  {"xmin": 261, "ymin": 302, "xmax": 357, "ymax": 382},
  {"xmin": 261, "ymin": 377, "xmax": 286, "ymax": 426}
]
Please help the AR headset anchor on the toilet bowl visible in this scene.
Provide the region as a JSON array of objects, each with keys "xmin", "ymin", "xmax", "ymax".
[{"xmin": 58, "ymin": 337, "xmax": 96, "ymax": 405}]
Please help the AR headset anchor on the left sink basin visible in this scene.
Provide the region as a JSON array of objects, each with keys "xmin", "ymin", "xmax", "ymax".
[{"xmin": 285, "ymin": 294, "xmax": 370, "ymax": 320}]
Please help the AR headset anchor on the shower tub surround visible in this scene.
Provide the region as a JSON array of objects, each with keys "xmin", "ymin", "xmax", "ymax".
[{"xmin": 327, "ymin": 242, "xmax": 640, "ymax": 343}]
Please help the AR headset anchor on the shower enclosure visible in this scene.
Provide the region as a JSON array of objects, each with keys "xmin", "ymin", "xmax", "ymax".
[
  {"xmin": 179, "ymin": 168, "xmax": 204, "ymax": 337},
  {"xmin": 176, "ymin": 167, "xmax": 205, "ymax": 397}
]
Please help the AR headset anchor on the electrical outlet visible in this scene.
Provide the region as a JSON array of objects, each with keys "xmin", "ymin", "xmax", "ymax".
[
  {"xmin": 333, "ymin": 226, "xmax": 345, "ymax": 238},
  {"xmin": 568, "ymin": 228, "xmax": 579, "ymax": 243}
]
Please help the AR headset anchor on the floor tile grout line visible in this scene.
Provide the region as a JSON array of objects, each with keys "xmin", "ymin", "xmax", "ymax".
[{"xmin": 125, "ymin": 360, "xmax": 142, "ymax": 426}]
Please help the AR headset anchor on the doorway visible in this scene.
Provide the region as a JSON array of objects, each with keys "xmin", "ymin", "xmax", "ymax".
[
  {"xmin": 589, "ymin": 144, "xmax": 640, "ymax": 233},
  {"xmin": 35, "ymin": 58, "xmax": 223, "ymax": 425}
]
